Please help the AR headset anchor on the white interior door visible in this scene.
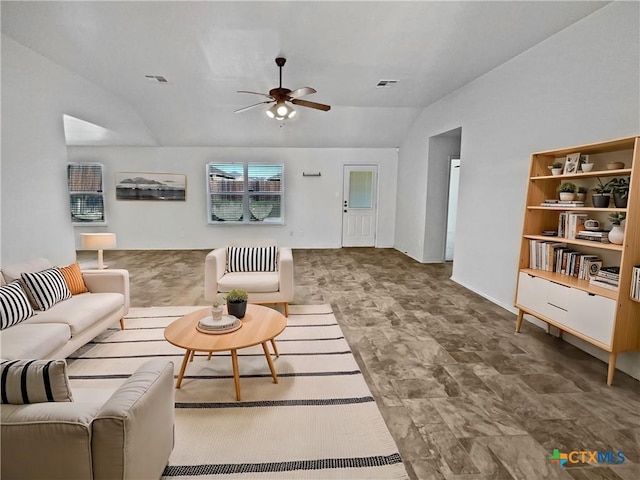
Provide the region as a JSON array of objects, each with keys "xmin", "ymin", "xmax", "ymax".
[{"xmin": 342, "ymin": 165, "xmax": 377, "ymax": 247}]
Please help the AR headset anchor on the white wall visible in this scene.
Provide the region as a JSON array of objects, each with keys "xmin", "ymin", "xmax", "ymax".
[
  {"xmin": 396, "ymin": 2, "xmax": 640, "ymax": 378},
  {"xmin": 0, "ymin": 35, "xmax": 156, "ymax": 266},
  {"xmin": 67, "ymin": 147, "xmax": 397, "ymax": 249}
]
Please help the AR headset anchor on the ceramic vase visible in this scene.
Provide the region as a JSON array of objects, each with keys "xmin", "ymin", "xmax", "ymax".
[
  {"xmin": 227, "ymin": 301, "xmax": 247, "ymax": 319},
  {"xmin": 211, "ymin": 305, "xmax": 224, "ymax": 321},
  {"xmin": 608, "ymin": 225, "xmax": 624, "ymax": 245},
  {"xmin": 559, "ymin": 192, "xmax": 575, "ymax": 201}
]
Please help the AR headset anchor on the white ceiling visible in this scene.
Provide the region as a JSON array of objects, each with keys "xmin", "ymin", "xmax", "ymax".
[{"xmin": 1, "ymin": 1, "xmax": 609, "ymax": 148}]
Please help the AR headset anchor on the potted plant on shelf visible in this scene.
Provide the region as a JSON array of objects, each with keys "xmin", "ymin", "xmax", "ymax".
[
  {"xmin": 211, "ymin": 294, "xmax": 225, "ymax": 321},
  {"xmin": 580, "ymin": 155, "xmax": 594, "ymax": 172},
  {"xmin": 606, "ymin": 177, "xmax": 630, "ymax": 208},
  {"xmin": 576, "ymin": 186, "xmax": 588, "ymax": 201},
  {"xmin": 548, "ymin": 162, "xmax": 563, "ymax": 176},
  {"xmin": 591, "ymin": 177, "xmax": 612, "ymax": 208},
  {"xmin": 557, "ymin": 182, "xmax": 577, "ymax": 201},
  {"xmin": 607, "ymin": 212, "xmax": 626, "ymax": 245},
  {"xmin": 225, "ymin": 289, "xmax": 248, "ymax": 319}
]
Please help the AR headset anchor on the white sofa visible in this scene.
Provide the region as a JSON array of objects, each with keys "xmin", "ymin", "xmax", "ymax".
[
  {"xmin": 204, "ymin": 240, "xmax": 294, "ymax": 316},
  {"xmin": 1, "ymin": 358, "xmax": 175, "ymax": 480},
  {"xmin": 0, "ymin": 257, "xmax": 129, "ymax": 360}
]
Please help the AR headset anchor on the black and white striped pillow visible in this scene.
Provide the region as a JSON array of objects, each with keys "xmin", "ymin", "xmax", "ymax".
[
  {"xmin": 227, "ymin": 246, "xmax": 278, "ymax": 272},
  {"xmin": 0, "ymin": 359, "xmax": 73, "ymax": 404},
  {"xmin": 21, "ymin": 268, "xmax": 72, "ymax": 311},
  {"xmin": 0, "ymin": 281, "xmax": 35, "ymax": 330}
]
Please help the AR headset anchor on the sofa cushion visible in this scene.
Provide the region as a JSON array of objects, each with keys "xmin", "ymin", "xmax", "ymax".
[
  {"xmin": 0, "ymin": 323, "xmax": 70, "ymax": 360},
  {"xmin": 0, "ymin": 282, "xmax": 34, "ymax": 330},
  {"xmin": 218, "ymin": 271, "xmax": 279, "ymax": 293},
  {"xmin": 58, "ymin": 262, "xmax": 89, "ymax": 295},
  {"xmin": 1, "ymin": 359, "xmax": 73, "ymax": 404},
  {"xmin": 22, "ymin": 292, "xmax": 124, "ymax": 336},
  {"xmin": 1, "ymin": 257, "xmax": 52, "ymax": 283},
  {"xmin": 227, "ymin": 245, "xmax": 277, "ymax": 272},
  {"xmin": 21, "ymin": 268, "xmax": 72, "ymax": 311}
]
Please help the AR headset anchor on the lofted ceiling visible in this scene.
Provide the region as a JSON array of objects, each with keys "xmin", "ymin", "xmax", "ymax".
[{"xmin": 1, "ymin": 1, "xmax": 608, "ymax": 148}]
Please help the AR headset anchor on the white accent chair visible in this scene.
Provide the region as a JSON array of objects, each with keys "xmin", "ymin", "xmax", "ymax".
[{"xmin": 204, "ymin": 241, "xmax": 294, "ymax": 316}]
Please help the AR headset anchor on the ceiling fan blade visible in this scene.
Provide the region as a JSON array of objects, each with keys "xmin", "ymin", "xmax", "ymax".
[
  {"xmin": 288, "ymin": 87, "xmax": 316, "ymax": 99},
  {"xmin": 237, "ymin": 90, "xmax": 274, "ymax": 100},
  {"xmin": 234, "ymin": 100, "xmax": 274, "ymax": 114},
  {"xmin": 291, "ymin": 98, "xmax": 331, "ymax": 112}
]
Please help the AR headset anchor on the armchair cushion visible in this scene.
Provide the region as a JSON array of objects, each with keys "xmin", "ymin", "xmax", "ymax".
[
  {"xmin": 227, "ymin": 245, "xmax": 277, "ymax": 272},
  {"xmin": 1, "ymin": 359, "xmax": 73, "ymax": 404},
  {"xmin": 218, "ymin": 271, "xmax": 280, "ymax": 293}
]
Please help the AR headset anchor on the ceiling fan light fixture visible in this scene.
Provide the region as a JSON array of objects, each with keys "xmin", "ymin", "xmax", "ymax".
[{"xmin": 267, "ymin": 101, "xmax": 295, "ymax": 120}]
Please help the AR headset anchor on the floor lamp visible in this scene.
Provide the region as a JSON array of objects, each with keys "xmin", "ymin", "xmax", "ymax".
[{"xmin": 81, "ymin": 233, "xmax": 117, "ymax": 270}]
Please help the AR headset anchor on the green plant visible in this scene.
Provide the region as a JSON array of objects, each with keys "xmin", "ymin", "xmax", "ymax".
[
  {"xmin": 608, "ymin": 212, "xmax": 626, "ymax": 225},
  {"xmin": 557, "ymin": 182, "xmax": 577, "ymax": 193},
  {"xmin": 211, "ymin": 293, "xmax": 225, "ymax": 307},
  {"xmin": 225, "ymin": 289, "xmax": 248, "ymax": 303},
  {"xmin": 577, "ymin": 186, "xmax": 588, "ymax": 194},
  {"xmin": 548, "ymin": 161, "xmax": 563, "ymax": 170},
  {"xmin": 592, "ymin": 177, "xmax": 612, "ymax": 194},
  {"xmin": 606, "ymin": 177, "xmax": 630, "ymax": 200}
]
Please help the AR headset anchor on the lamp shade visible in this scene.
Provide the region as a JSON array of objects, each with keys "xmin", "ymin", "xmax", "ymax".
[{"xmin": 81, "ymin": 233, "xmax": 117, "ymax": 250}]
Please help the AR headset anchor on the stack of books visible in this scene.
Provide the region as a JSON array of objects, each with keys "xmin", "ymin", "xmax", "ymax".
[
  {"xmin": 541, "ymin": 199, "xmax": 586, "ymax": 207},
  {"xmin": 589, "ymin": 266, "xmax": 620, "ymax": 291},
  {"xmin": 631, "ymin": 266, "xmax": 640, "ymax": 301},
  {"xmin": 197, "ymin": 315, "xmax": 242, "ymax": 334},
  {"xmin": 576, "ymin": 230, "xmax": 610, "ymax": 243}
]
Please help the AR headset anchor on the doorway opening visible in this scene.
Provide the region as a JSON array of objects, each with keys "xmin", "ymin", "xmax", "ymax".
[{"xmin": 445, "ymin": 157, "xmax": 460, "ymax": 261}]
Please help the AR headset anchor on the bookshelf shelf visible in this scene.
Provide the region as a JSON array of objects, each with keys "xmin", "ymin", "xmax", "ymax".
[{"xmin": 515, "ymin": 136, "xmax": 640, "ymax": 386}]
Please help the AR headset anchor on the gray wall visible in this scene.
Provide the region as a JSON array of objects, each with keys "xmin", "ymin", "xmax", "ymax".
[{"xmin": 395, "ymin": 2, "xmax": 640, "ymax": 378}]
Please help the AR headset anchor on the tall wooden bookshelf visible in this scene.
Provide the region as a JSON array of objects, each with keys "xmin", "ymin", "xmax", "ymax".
[{"xmin": 514, "ymin": 136, "xmax": 640, "ymax": 385}]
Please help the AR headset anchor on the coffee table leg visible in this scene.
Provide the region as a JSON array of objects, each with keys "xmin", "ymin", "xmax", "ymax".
[
  {"xmin": 189, "ymin": 350, "xmax": 195, "ymax": 362},
  {"xmin": 176, "ymin": 349, "xmax": 191, "ymax": 389},
  {"xmin": 231, "ymin": 349, "xmax": 241, "ymax": 401},
  {"xmin": 262, "ymin": 342, "xmax": 278, "ymax": 384},
  {"xmin": 270, "ymin": 339, "xmax": 280, "ymax": 357}
]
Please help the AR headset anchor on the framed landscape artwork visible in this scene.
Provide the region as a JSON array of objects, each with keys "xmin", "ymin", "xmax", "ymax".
[{"xmin": 116, "ymin": 172, "xmax": 186, "ymax": 201}]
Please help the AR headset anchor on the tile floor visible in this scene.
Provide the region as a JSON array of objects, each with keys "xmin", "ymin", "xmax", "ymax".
[{"xmin": 79, "ymin": 247, "xmax": 640, "ymax": 480}]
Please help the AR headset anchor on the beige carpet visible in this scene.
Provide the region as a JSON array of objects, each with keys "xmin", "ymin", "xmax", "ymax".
[{"xmin": 67, "ymin": 305, "xmax": 408, "ymax": 479}]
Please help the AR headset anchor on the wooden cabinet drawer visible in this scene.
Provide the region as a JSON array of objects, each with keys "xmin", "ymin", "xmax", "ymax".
[{"xmin": 565, "ymin": 289, "xmax": 615, "ymax": 347}]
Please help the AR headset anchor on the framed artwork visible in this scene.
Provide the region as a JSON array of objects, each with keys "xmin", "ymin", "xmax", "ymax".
[
  {"xmin": 563, "ymin": 153, "xmax": 580, "ymax": 174},
  {"xmin": 116, "ymin": 172, "xmax": 186, "ymax": 201}
]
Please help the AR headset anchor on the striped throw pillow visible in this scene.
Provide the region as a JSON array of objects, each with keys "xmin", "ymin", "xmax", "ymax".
[
  {"xmin": 227, "ymin": 246, "xmax": 278, "ymax": 273},
  {"xmin": 0, "ymin": 359, "xmax": 73, "ymax": 404},
  {"xmin": 58, "ymin": 262, "xmax": 89, "ymax": 295},
  {"xmin": 21, "ymin": 268, "xmax": 72, "ymax": 311},
  {"xmin": 0, "ymin": 281, "xmax": 34, "ymax": 330}
]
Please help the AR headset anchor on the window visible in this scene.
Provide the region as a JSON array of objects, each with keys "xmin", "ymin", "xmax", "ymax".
[
  {"xmin": 67, "ymin": 163, "xmax": 105, "ymax": 224},
  {"xmin": 207, "ymin": 163, "xmax": 283, "ymax": 224}
]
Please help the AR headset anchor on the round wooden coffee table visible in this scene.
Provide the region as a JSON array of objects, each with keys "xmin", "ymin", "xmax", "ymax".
[{"xmin": 164, "ymin": 304, "xmax": 286, "ymax": 401}]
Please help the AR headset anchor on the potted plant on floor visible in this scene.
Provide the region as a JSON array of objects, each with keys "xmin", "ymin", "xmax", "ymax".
[
  {"xmin": 557, "ymin": 182, "xmax": 577, "ymax": 201},
  {"xmin": 225, "ymin": 289, "xmax": 248, "ymax": 319},
  {"xmin": 548, "ymin": 162, "xmax": 563, "ymax": 176},
  {"xmin": 591, "ymin": 177, "xmax": 612, "ymax": 208}
]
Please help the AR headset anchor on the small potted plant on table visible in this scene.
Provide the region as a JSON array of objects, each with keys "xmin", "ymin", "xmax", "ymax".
[
  {"xmin": 557, "ymin": 182, "xmax": 577, "ymax": 201},
  {"xmin": 211, "ymin": 294, "xmax": 225, "ymax": 321},
  {"xmin": 225, "ymin": 289, "xmax": 248, "ymax": 319}
]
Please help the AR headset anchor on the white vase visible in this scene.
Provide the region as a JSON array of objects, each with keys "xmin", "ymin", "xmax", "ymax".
[
  {"xmin": 581, "ymin": 163, "xmax": 594, "ymax": 172},
  {"xmin": 608, "ymin": 225, "xmax": 624, "ymax": 245},
  {"xmin": 211, "ymin": 306, "xmax": 224, "ymax": 320}
]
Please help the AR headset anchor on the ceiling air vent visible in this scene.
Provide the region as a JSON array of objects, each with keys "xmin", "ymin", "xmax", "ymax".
[
  {"xmin": 376, "ymin": 79, "xmax": 398, "ymax": 88},
  {"xmin": 145, "ymin": 75, "xmax": 169, "ymax": 83}
]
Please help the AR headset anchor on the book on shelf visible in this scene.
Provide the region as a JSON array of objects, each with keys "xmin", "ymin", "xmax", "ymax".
[
  {"xmin": 576, "ymin": 230, "xmax": 608, "ymax": 237},
  {"xmin": 576, "ymin": 235, "xmax": 610, "ymax": 243},
  {"xmin": 631, "ymin": 265, "xmax": 640, "ymax": 300},
  {"xmin": 589, "ymin": 277, "xmax": 619, "ymax": 291},
  {"xmin": 567, "ymin": 213, "xmax": 588, "ymax": 240},
  {"xmin": 586, "ymin": 259, "xmax": 603, "ymax": 279},
  {"xmin": 541, "ymin": 199, "xmax": 586, "ymax": 207}
]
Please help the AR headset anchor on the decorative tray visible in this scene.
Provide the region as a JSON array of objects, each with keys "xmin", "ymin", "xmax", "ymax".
[{"xmin": 196, "ymin": 315, "xmax": 242, "ymax": 335}]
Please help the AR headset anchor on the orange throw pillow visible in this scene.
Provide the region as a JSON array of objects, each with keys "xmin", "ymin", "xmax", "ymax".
[{"xmin": 58, "ymin": 262, "xmax": 89, "ymax": 295}]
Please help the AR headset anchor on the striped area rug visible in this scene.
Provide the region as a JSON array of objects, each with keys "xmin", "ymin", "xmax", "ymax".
[{"xmin": 67, "ymin": 305, "xmax": 408, "ymax": 480}]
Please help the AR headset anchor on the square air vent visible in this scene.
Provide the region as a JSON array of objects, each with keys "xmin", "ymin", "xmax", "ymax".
[{"xmin": 376, "ymin": 79, "xmax": 398, "ymax": 88}]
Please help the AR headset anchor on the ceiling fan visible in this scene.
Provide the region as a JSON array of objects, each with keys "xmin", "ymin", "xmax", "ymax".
[{"xmin": 235, "ymin": 57, "xmax": 331, "ymax": 120}]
